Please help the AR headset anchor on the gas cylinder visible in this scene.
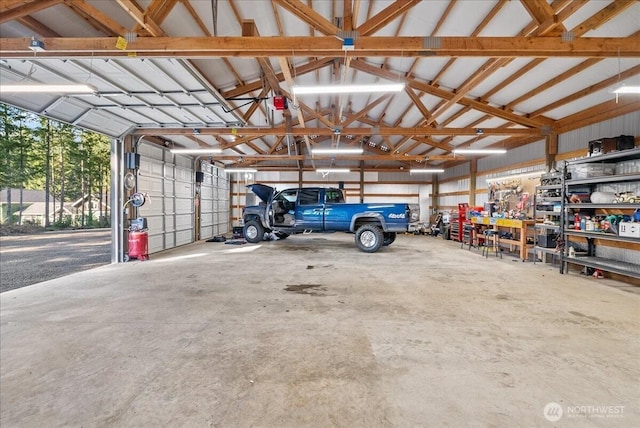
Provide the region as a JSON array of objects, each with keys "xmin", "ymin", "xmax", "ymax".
[{"xmin": 128, "ymin": 230, "xmax": 149, "ymax": 261}]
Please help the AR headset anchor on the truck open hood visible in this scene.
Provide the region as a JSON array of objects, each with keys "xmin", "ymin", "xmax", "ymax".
[{"xmin": 246, "ymin": 184, "xmax": 276, "ymax": 203}]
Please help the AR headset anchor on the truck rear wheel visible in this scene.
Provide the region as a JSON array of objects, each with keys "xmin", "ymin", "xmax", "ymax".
[
  {"xmin": 383, "ymin": 232, "xmax": 397, "ymax": 246},
  {"xmin": 355, "ymin": 224, "xmax": 384, "ymax": 253},
  {"xmin": 244, "ymin": 220, "xmax": 264, "ymax": 243}
]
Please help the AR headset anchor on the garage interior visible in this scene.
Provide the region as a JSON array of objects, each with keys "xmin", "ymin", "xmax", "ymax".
[{"xmin": 1, "ymin": 1, "xmax": 639, "ymax": 426}]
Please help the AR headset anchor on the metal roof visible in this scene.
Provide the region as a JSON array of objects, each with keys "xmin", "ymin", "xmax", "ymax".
[{"xmin": 0, "ymin": 0, "xmax": 638, "ymax": 171}]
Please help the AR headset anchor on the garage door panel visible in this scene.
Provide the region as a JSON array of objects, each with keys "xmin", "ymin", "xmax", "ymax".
[
  {"xmin": 138, "ymin": 143, "xmax": 164, "ymax": 160},
  {"xmin": 175, "ymin": 198, "xmax": 192, "ymax": 214},
  {"xmin": 201, "ymin": 213, "xmax": 213, "ymax": 224},
  {"xmin": 163, "ymin": 198, "xmax": 175, "ymax": 215},
  {"xmin": 201, "ymin": 186, "xmax": 213, "ymax": 199},
  {"xmin": 175, "ymin": 183, "xmax": 192, "ymax": 198},
  {"xmin": 176, "ymin": 165, "xmax": 191, "ymax": 179},
  {"xmin": 176, "ymin": 230, "xmax": 191, "ymax": 246}
]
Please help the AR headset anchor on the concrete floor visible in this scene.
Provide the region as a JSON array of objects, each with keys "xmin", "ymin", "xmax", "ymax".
[{"xmin": 1, "ymin": 234, "xmax": 638, "ymax": 427}]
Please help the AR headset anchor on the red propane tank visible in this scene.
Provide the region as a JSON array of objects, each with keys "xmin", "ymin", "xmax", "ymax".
[{"xmin": 128, "ymin": 230, "xmax": 149, "ymax": 261}]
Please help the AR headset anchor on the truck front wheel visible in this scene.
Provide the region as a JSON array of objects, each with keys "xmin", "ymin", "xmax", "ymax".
[
  {"xmin": 244, "ymin": 220, "xmax": 265, "ymax": 243},
  {"xmin": 383, "ymin": 232, "xmax": 397, "ymax": 246},
  {"xmin": 355, "ymin": 224, "xmax": 384, "ymax": 253}
]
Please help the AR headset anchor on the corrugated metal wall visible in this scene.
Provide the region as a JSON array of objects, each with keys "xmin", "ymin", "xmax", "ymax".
[
  {"xmin": 477, "ymin": 140, "xmax": 545, "ymax": 172},
  {"xmin": 559, "ymin": 111, "xmax": 640, "ymax": 154}
]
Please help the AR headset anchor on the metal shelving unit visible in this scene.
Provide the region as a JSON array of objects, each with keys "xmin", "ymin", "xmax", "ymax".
[
  {"xmin": 531, "ymin": 180, "xmax": 562, "ymax": 264},
  {"xmin": 560, "ymin": 148, "xmax": 640, "ymax": 279}
]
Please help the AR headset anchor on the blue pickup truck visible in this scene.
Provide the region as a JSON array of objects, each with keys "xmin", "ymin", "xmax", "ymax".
[{"xmin": 242, "ymin": 184, "xmax": 420, "ymax": 252}]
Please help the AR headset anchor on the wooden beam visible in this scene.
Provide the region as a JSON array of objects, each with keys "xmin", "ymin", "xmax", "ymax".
[
  {"xmin": 529, "ymin": 64, "xmax": 640, "ymax": 118},
  {"xmin": 555, "ymin": 98, "xmax": 640, "ymax": 133},
  {"xmin": 571, "ymin": 0, "xmax": 636, "ymax": 37},
  {"xmin": 133, "ymin": 126, "xmax": 541, "ymax": 137},
  {"xmin": 222, "ymin": 57, "xmax": 333, "ymax": 99},
  {"xmin": 202, "ymin": 154, "xmax": 458, "ymax": 161},
  {"xmin": 1, "ymin": 36, "xmax": 638, "ymax": 58},
  {"xmin": 341, "ymin": 94, "xmax": 393, "ymax": 127},
  {"xmin": 350, "ymin": 59, "xmax": 551, "ymax": 128},
  {"xmin": 356, "ymin": 0, "xmax": 421, "ymax": 36},
  {"xmin": 506, "ymin": 58, "xmax": 603, "ymax": 109},
  {"xmin": 63, "ymin": 0, "xmax": 128, "ymax": 36},
  {"xmin": 404, "ymin": 86, "xmax": 437, "ymax": 124},
  {"xmin": 0, "ymin": 0, "xmax": 62, "ymax": 23},
  {"xmin": 273, "ymin": 0, "xmax": 340, "ymax": 36},
  {"xmin": 115, "ymin": 0, "xmax": 165, "ymax": 37},
  {"xmin": 521, "ymin": 0, "xmax": 556, "ymax": 25},
  {"xmin": 16, "ymin": 16, "xmax": 60, "ymax": 37}
]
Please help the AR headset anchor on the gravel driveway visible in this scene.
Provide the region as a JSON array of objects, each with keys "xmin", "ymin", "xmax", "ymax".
[{"xmin": 0, "ymin": 229, "xmax": 111, "ymax": 293}]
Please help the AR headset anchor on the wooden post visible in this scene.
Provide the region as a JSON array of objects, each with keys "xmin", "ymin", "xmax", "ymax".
[
  {"xmin": 469, "ymin": 159, "xmax": 477, "ymax": 206},
  {"xmin": 546, "ymin": 134, "xmax": 558, "ymax": 171}
]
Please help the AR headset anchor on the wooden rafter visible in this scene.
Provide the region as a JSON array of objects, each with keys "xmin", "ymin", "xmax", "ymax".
[
  {"xmin": 570, "ymin": 0, "xmax": 636, "ymax": 37},
  {"xmin": 63, "ymin": 0, "xmax": 128, "ymax": 36},
  {"xmin": 349, "ymin": 59, "xmax": 551, "ymax": 128},
  {"xmin": 115, "ymin": 0, "xmax": 165, "ymax": 36},
  {"xmin": 181, "ymin": 0, "xmax": 244, "ymax": 86},
  {"xmin": 0, "ymin": 0, "xmax": 62, "ymax": 23},
  {"xmin": 273, "ymin": 0, "xmax": 340, "ymax": 36},
  {"xmin": 530, "ymin": 64, "xmax": 640, "ymax": 118},
  {"xmin": 356, "ymin": 0, "xmax": 421, "ymax": 36},
  {"xmin": 16, "ymin": 16, "xmax": 60, "ymax": 37},
  {"xmin": 340, "ymin": 94, "xmax": 393, "ymax": 128}
]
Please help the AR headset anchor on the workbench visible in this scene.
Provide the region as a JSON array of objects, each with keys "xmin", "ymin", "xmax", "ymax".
[{"xmin": 471, "ymin": 217, "xmax": 535, "ymax": 261}]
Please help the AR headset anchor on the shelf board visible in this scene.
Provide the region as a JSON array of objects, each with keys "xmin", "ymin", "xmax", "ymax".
[
  {"xmin": 563, "ymin": 256, "xmax": 640, "ymax": 279},
  {"xmin": 532, "ymin": 245, "xmax": 560, "ymax": 255},
  {"xmin": 566, "ymin": 148, "xmax": 640, "ymax": 165},
  {"xmin": 536, "ymin": 185, "xmax": 562, "ymax": 190},
  {"xmin": 565, "ymin": 173, "xmax": 640, "ymax": 186},
  {"xmin": 565, "ymin": 203, "xmax": 640, "ymax": 209},
  {"xmin": 536, "ymin": 197, "xmax": 562, "ymax": 203},
  {"xmin": 563, "ymin": 229, "xmax": 640, "ymax": 244},
  {"xmin": 535, "ymin": 224, "xmax": 560, "ymax": 230}
]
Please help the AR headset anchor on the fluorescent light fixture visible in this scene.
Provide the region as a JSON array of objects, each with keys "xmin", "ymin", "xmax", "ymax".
[
  {"xmin": 316, "ymin": 168, "xmax": 351, "ymax": 173},
  {"xmin": 0, "ymin": 84, "xmax": 96, "ymax": 93},
  {"xmin": 613, "ymin": 85, "xmax": 640, "ymax": 94},
  {"xmin": 226, "ymin": 168, "xmax": 257, "ymax": 173},
  {"xmin": 312, "ymin": 148, "xmax": 363, "ymax": 154},
  {"xmin": 170, "ymin": 148, "xmax": 222, "ymax": 154},
  {"xmin": 292, "ymin": 83, "xmax": 404, "ymax": 95},
  {"xmin": 410, "ymin": 168, "xmax": 445, "ymax": 173},
  {"xmin": 452, "ymin": 148, "xmax": 507, "ymax": 154}
]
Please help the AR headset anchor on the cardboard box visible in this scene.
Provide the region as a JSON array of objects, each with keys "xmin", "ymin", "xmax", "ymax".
[{"xmin": 618, "ymin": 222, "xmax": 640, "ymax": 238}]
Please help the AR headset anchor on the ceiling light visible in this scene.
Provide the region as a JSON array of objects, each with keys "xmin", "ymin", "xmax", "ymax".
[
  {"xmin": 613, "ymin": 85, "xmax": 640, "ymax": 94},
  {"xmin": 316, "ymin": 168, "xmax": 351, "ymax": 173},
  {"xmin": 170, "ymin": 148, "xmax": 222, "ymax": 154},
  {"xmin": 410, "ymin": 169, "xmax": 445, "ymax": 173},
  {"xmin": 0, "ymin": 84, "xmax": 96, "ymax": 93},
  {"xmin": 452, "ymin": 149, "xmax": 507, "ymax": 154},
  {"xmin": 226, "ymin": 168, "xmax": 257, "ymax": 173},
  {"xmin": 292, "ymin": 83, "xmax": 404, "ymax": 95},
  {"xmin": 311, "ymin": 148, "xmax": 363, "ymax": 154}
]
